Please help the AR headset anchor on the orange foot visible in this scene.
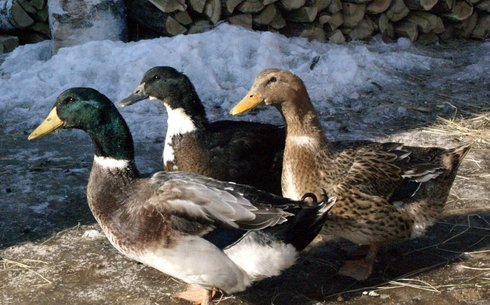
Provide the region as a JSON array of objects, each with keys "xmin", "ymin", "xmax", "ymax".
[
  {"xmin": 338, "ymin": 258, "xmax": 373, "ymax": 281},
  {"xmin": 175, "ymin": 285, "xmax": 212, "ymax": 305},
  {"xmin": 338, "ymin": 244, "xmax": 379, "ymax": 281}
]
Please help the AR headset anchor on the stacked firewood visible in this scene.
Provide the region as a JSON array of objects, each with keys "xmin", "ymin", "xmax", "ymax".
[
  {"xmin": 127, "ymin": 0, "xmax": 489, "ymax": 42},
  {"xmin": 0, "ymin": 0, "xmax": 49, "ymax": 49}
]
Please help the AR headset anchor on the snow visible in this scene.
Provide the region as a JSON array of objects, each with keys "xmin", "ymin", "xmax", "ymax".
[
  {"xmin": 82, "ymin": 229, "xmax": 105, "ymax": 240},
  {"xmin": 47, "ymin": 0, "xmax": 127, "ymax": 50},
  {"xmin": 0, "ymin": 23, "xmax": 489, "ymax": 145}
]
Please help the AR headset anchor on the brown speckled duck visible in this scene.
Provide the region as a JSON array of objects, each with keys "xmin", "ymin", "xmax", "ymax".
[
  {"xmin": 119, "ymin": 66, "xmax": 284, "ymax": 195},
  {"xmin": 230, "ymin": 68, "xmax": 470, "ymax": 281},
  {"xmin": 28, "ymin": 87, "xmax": 335, "ymax": 305}
]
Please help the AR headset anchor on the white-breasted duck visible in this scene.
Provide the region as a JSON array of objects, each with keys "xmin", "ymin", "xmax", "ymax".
[
  {"xmin": 28, "ymin": 87, "xmax": 335, "ymax": 304},
  {"xmin": 230, "ymin": 68, "xmax": 470, "ymax": 281},
  {"xmin": 119, "ymin": 66, "xmax": 284, "ymax": 194}
]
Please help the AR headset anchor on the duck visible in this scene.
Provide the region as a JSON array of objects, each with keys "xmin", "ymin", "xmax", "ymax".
[
  {"xmin": 28, "ymin": 87, "xmax": 335, "ymax": 305},
  {"xmin": 230, "ymin": 68, "xmax": 471, "ymax": 281},
  {"xmin": 119, "ymin": 66, "xmax": 285, "ymax": 195}
]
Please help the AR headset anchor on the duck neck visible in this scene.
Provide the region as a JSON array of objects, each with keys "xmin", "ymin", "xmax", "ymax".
[
  {"xmin": 183, "ymin": 90, "xmax": 209, "ymax": 128},
  {"xmin": 164, "ymin": 103, "xmax": 201, "ymax": 137},
  {"xmin": 278, "ymin": 90, "xmax": 334, "ymax": 200},
  {"xmin": 277, "ymin": 91, "xmax": 326, "ymax": 143},
  {"xmin": 86, "ymin": 109, "xmax": 138, "ymax": 175},
  {"xmin": 163, "ymin": 101, "xmax": 202, "ymax": 169}
]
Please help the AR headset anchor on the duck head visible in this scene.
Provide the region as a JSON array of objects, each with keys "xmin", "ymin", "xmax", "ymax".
[
  {"xmin": 119, "ymin": 66, "xmax": 206, "ymax": 118},
  {"xmin": 230, "ymin": 69, "xmax": 309, "ymax": 115},
  {"xmin": 29, "ymin": 87, "xmax": 134, "ymax": 160},
  {"xmin": 29, "ymin": 88, "xmax": 119, "ymax": 139}
]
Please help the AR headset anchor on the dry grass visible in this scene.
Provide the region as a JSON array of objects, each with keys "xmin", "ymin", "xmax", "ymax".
[
  {"xmin": 423, "ymin": 112, "xmax": 490, "ymax": 146},
  {"xmin": 40, "ymin": 223, "xmax": 81, "ymax": 245},
  {"xmin": 326, "ymin": 269, "xmax": 490, "ymax": 299},
  {"xmin": 0, "ymin": 258, "xmax": 52, "ymax": 284}
]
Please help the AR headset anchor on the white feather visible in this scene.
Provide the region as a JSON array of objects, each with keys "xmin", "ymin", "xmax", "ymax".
[
  {"xmin": 403, "ymin": 201, "xmax": 435, "ymax": 238},
  {"xmin": 94, "ymin": 156, "xmax": 130, "ymax": 169},
  {"xmin": 162, "ymin": 105, "xmax": 197, "ymax": 169},
  {"xmin": 283, "ymin": 163, "xmax": 301, "ymax": 200},
  {"xmin": 290, "ymin": 135, "xmax": 319, "ymax": 148},
  {"xmin": 225, "ymin": 232, "xmax": 298, "ymax": 280},
  {"xmin": 318, "ymin": 196, "xmax": 336, "ymax": 214},
  {"xmin": 91, "ymin": 208, "xmax": 252, "ymax": 293},
  {"xmin": 135, "ymin": 236, "xmax": 251, "ymax": 293},
  {"xmin": 402, "ymin": 168, "xmax": 442, "ymax": 182}
]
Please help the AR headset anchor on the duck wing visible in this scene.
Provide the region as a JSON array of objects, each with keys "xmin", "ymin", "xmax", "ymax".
[
  {"xmin": 330, "ymin": 142, "xmax": 445, "ymax": 200},
  {"xmin": 203, "ymin": 121, "xmax": 285, "ymax": 194},
  {"xmin": 147, "ymin": 171, "xmax": 299, "ymax": 231},
  {"xmin": 143, "ymin": 171, "xmax": 335, "ymax": 250}
]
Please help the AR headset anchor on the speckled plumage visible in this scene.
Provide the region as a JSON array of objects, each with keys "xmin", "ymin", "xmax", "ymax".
[
  {"xmin": 29, "ymin": 87, "xmax": 334, "ymax": 304},
  {"xmin": 231, "ymin": 69, "xmax": 470, "ymax": 280},
  {"xmin": 119, "ymin": 66, "xmax": 284, "ymax": 194}
]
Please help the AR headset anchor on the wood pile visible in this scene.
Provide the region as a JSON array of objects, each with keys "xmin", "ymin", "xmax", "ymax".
[
  {"xmin": 127, "ymin": 0, "xmax": 489, "ymax": 43},
  {"xmin": 0, "ymin": 34, "xmax": 18, "ymax": 52},
  {"xmin": 0, "ymin": 0, "xmax": 50, "ymax": 51}
]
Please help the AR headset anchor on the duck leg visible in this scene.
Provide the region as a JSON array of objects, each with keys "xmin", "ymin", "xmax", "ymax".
[
  {"xmin": 175, "ymin": 285, "xmax": 212, "ymax": 305},
  {"xmin": 338, "ymin": 244, "xmax": 379, "ymax": 281}
]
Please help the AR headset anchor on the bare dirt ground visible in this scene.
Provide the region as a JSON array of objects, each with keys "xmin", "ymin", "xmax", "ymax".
[{"xmin": 1, "ymin": 41, "xmax": 489, "ymax": 305}]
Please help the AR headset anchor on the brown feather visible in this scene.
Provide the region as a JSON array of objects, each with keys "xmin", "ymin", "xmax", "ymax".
[{"xmin": 235, "ymin": 68, "xmax": 471, "ymax": 246}]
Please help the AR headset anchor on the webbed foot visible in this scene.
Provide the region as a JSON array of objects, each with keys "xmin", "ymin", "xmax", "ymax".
[
  {"xmin": 338, "ymin": 244, "xmax": 379, "ymax": 281},
  {"xmin": 175, "ymin": 285, "xmax": 212, "ymax": 305},
  {"xmin": 338, "ymin": 258, "xmax": 374, "ymax": 281}
]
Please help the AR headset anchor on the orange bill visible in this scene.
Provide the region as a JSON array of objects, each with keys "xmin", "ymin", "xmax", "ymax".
[{"xmin": 229, "ymin": 94, "xmax": 263, "ymax": 115}]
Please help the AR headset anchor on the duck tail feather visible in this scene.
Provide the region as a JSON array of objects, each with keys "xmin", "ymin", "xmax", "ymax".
[
  {"xmin": 404, "ymin": 144, "xmax": 471, "ymax": 237},
  {"xmin": 280, "ymin": 192, "xmax": 336, "ymax": 251},
  {"xmin": 442, "ymin": 144, "xmax": 471, "ymax": 173}
]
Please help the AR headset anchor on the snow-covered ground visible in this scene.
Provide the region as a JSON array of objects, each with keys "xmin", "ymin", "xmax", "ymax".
[{"xmin": 2, "ymin": 23, "xmax": 488, "ymax": 143}]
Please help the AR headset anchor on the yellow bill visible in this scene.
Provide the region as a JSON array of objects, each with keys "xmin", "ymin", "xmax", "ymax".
[
  {"xmin": 28, "ymin": 107, "xmax": 64, "ymax": 140},
  {"xmin": 230, "ymin": 94, "xmax": 263, "ymax": 115}
]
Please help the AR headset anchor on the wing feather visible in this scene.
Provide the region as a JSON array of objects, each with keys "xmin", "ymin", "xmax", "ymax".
[
  {"xmin": 147, "ymin": 172, "xmax": 293, "ymax": 230},
  {"xmin": 332, "ymin": 143, "xmax": 444, "ymax": 198}
]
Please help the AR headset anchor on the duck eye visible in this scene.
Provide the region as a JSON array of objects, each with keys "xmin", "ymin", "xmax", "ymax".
[
  {"xmin": 64, "ymin": 96, "xmax": 75, "ymax": 103},
  {"xmin": 153, "ymin": 75, "xmax": 161, "ymax": 80},
  {"xmin": 267, "ymin": 76, "xmax": 277, "ymax": 85}
]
